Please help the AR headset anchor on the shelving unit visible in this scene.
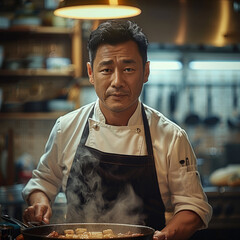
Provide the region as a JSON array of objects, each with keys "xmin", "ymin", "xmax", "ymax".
[
  {"xmin": 0, "ymin": 26, "xmax": 74, "ymax": 35},
  {"xmin": 0, "ymin": 68, "xmax": 74, "ymax": 77},
  {"xmin": 0, "ymin": 24, "xmax": 81, "ymax": 78},
  {"xmin": 0, "ymin": 112, "xmax": 66, "ymax": 120},
  {"xmin": 0, "ymin": 18, "xmax": 83, "ymax": 119}
]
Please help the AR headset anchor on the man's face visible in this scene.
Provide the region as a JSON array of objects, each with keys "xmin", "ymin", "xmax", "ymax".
[{"xmin": 87, "ymin": 40, "xmax": 149, "ymax": 115}]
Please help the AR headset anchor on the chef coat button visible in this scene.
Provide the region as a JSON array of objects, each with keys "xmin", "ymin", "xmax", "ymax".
[
  {"xmin": 93, "ymin": 123, "xmax": 99, "ymax": 130},
  {"xmin": 136, "ymin": 128, "xmax": 141, "ymax": 133}
]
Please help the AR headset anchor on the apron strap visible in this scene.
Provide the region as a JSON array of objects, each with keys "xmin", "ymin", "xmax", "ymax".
[
  {"xmin": 141, "ymin": 104, "xmax": 154, "ymax": 157},
  {"xmin": 80, "ymin": 105, "xmax": 95, "ymax": 145}
]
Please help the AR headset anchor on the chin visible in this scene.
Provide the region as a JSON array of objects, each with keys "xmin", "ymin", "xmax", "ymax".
[
  {"xmin": 108, "ymin": 101, "xmax": 138, "ymax": 113},
  {"xmin": 101, "ymin": 97, "xmax": 136, "ymax": 113},
  {"xmin": 108, "ymin": 105, "xmax": 126, "ymax": 113}
]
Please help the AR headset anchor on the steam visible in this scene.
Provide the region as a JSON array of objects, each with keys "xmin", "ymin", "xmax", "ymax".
[
  {"xmin": 98, "ymin": 184, "xmax": 146, "ymax": 224},
  {"xmin": 66, "ymin": 152, "xmax": 146, "ymax": 225}
]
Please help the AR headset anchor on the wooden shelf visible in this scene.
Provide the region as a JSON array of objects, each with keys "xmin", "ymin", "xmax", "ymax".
[
  {"xmin": 0, "ymin": 26, "xmax": 74, "ymax": 35},
  {"xmin": 0, "ymin": 112, "xmax": 66, "ymax": 120},
  {"xmin": 0, "ymin": 21, "xmax": 82, "ymax": 121},
  {"xmin": 0, "ymin": 69, "xmax": 74, "ymax": 77}
]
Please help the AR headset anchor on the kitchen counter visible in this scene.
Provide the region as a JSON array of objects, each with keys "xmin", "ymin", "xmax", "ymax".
[{"xmin": 204, "ymin": 186, "xmax": 240, "ymax": 230}]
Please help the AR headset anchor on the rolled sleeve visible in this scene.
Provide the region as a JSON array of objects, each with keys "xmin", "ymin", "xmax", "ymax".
[
  {"xmin": 171, "ymin": 195, "xmax": 212, "ymax": 228},
  {"xmin": 167, "ymin": 129, "xmax": 212, "ymax": 228}
]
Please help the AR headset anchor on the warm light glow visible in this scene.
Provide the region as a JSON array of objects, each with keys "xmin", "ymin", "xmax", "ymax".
[
  {"xmin": 189, "ymin": 61, "xmax": 240, "ymax": 70},
  {"xmin": 175, "ymin": 0, "xmax": 187, "ymax": 45},
  {"xmin": 150, "ymin": 61, "xmax": 183, "ymax": 70},
  {"xmin": 54, "ymin": 5, "xmax": 141, "ymax": 19},
  {"xmin": 214, "ymin": 0, "xmax": 230, "ymax": 46},
  {"xmin": 109, "ymin": 0, "xmax": 118, "ymax": 5}
]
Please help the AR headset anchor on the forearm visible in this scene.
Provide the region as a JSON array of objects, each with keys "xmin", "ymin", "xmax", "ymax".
[
  {"xmin": 161, "ymin": 210, "xmax": 203, "ymax": 240},
  {"xmin": 27, "ymin": 190, "xmax": 51, "ymax": 206}
]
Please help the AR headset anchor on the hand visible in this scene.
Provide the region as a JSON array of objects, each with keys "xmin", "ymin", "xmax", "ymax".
[
  {"xmin": 23, "ymin": 190, "xmax": 52, "ymax": 224},
  {"xmin": 153, "ymin": 230, "xmax": 168, "ymax": 240},
  {"xmin": 23, "ymin": 203, "xmax": 52, "ymax": 224}
]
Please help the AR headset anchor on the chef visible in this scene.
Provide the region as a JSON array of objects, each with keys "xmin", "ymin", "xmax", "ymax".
[{"xmin": 22, "ymin": 20, "xmax": 212, "ymax": 240}]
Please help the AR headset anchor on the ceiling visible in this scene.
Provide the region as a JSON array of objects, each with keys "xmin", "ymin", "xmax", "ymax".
[{"xmin": 132, "ymin": 0, "xmax": 240, "ymax": 46}]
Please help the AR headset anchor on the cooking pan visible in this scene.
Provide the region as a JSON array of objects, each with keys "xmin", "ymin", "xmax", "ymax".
[{"xmin": 1, "ymin": 215, "xmax": 154, "ymax": 240}]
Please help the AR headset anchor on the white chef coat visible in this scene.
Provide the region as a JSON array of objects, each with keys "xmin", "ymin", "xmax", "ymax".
[{"xmin": 22, "ymin": 99, "xmax": 212, "ymax": 228}]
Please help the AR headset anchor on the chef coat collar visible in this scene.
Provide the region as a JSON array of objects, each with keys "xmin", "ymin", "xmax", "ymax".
[{"xmin": 94, "ymin": 99, "xmax": 143, "ymax": 126}]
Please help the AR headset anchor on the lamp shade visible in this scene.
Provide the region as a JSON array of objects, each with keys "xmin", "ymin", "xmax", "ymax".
[{"xmin": 54, "ymin": 0, "xmax": 141, "ymax": 19}]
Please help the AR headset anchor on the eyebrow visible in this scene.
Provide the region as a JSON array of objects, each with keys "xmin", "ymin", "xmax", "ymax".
[
  {"xmin": 122, "ymin": 59, "xmax": 137, "ymax": 64},
  {"xmin": 98, "ymin": 59, "xmax": 137, "ymax": 67},
  {"xmin": 99, "ymin": 60, "xmax": 114, "ymax": 67}
]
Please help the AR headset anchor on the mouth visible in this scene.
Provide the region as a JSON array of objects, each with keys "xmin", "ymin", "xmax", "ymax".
[
  {"xmin": 109, "ymin": 94, "xmax": 128, "ymax": 102},
  {"xmin": 107, "ymin": 91, "xmax": 129, "ymax": 99},
  {"xmin": 111, "ymin": 93, "xmax": 127, "ymax": 97}
]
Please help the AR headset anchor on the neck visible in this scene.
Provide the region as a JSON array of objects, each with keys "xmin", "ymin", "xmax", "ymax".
[
  {"xmin": 105, "ymin": 112, "xmax": 130, "ymax": 126},
  {"xmin": 99, "ymin": 102, "xmax": 139, "ymax": 126}
]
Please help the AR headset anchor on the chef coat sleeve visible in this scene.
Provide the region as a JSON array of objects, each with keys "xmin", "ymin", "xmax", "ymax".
[
  {"xmin": 22, "ymin": 118, "xmax": 63, "ymax": 204},
  {"xmin": 167, "ymin": 129, "xmax": 212, "ymax": 229}
]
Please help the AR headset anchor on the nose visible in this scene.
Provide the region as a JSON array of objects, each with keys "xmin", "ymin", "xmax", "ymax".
[{"xmin": 111, "ymin": 69, "xmax": 125, "ymax": 88}]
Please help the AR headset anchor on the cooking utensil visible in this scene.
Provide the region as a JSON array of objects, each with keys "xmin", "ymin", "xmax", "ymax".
[
  {"xmin": 227, "ymin": 83, "xmax": 240, "ymax": 130},
  {"xmin": 1, "ymin": 215, "xmax": 155, "ymax": 240},
  {"xmin": 184, "ymin": 87, "xmax": 201, "ymax": 126},
  {"xmin": 203, "ymin": 84, "xmax": 220, "ymax": 127},
  {"xmin": 1, "ymin": 215, "xmax": 29, "ymax": 228}
]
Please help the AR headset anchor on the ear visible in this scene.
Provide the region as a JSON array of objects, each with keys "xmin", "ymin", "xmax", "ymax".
[
  {"xmin": 87, "ymin": 62, "xmax": 94, "ymax": 85},
  {"xmin": 143, "ymin": 61, "xmax": 150, "ymax": 83}
]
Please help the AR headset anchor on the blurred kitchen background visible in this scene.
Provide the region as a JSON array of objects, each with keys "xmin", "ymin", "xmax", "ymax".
[{"xmin": 0, "ymin": 0, "xmax": 240, "ymax": 239}]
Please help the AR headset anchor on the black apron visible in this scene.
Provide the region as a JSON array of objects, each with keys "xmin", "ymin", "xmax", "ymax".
[{"xmin": 66, "ymin": 104, "xmax": 165, "ymax": 230}]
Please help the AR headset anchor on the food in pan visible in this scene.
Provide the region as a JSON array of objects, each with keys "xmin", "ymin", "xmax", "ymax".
[{"xmin": 47, "ymin": 228, "xmax": 144, "ymax": 239}]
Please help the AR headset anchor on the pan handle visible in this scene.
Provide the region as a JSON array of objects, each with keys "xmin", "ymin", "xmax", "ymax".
[{"xmin": 1, "ymin": 214, "xmax": 28, "ymax": 229}]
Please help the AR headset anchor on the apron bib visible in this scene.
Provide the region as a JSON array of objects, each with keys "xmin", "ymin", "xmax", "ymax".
[{"xmin": 66, "ymin": 104, "xmax": 165, "ymax": 230}]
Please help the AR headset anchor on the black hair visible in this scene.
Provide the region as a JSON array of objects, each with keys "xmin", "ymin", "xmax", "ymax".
[{"xmin": 87, "ymin": 20, "xmax": 149, "ymax": 68}]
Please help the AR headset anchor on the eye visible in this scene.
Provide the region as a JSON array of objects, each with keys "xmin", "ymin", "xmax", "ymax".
[
  {"xmin": 100, "ymin": 68, "xmax": 112, "ymax": 74},
  {"xmin": 124, "ymin": 67, "xmax": 135, "ymax": 73}
]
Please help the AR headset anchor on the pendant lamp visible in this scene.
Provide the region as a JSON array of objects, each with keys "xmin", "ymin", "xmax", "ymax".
[{"xmin": 54, "ymin": 0, "xmax": 141, "ymax": 19}]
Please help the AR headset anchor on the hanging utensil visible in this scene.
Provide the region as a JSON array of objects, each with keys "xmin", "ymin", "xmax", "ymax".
[
  {"xmin": 227, "ymin": 83, "xmax": 240, "ymax": 130},
  {"xmin": 184, "ymin": 86, "xmax": 201, "ymax": 126},
  {"xmin": 156, "ymin": 85, "xmax": 163, "ymax": 112},
  {"xmin": 203, "ymin": 84, "xmax": 220, "ymax": 127},
  {"xmin": 168, "ymin": 87, "xmax": 178, "ymax": 123}
]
